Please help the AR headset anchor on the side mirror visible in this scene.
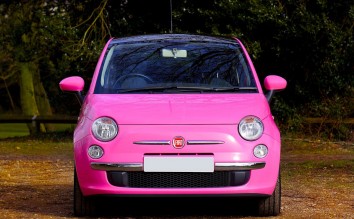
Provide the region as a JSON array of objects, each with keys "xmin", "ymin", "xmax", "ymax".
[
  {"xmin": 264, "ymin": 75, "xmax": 287, "ymax": 102},
  {"xmin": 59, "ymin": 76, "xmax": 85, "ymax": 105}
]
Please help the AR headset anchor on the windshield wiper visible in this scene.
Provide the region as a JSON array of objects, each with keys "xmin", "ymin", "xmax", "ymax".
[
  {"xmin": 213, "ymin": 86, "xmax": 258, "ymax": 91},
  {"xmin": 117, "ymin": 86, "xmax": 179, "ymax": 93},
  {"xmin": 117, "ymin": 86, "xmax": 257, "ymax": 93},
  {"xmin": 166, "ymin": 86, "xmax": 258, "ymax": 92}
]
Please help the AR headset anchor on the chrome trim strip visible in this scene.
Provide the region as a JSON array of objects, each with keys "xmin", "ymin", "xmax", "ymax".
[
  {"xmin": 133, "ymin": 140, "xmax": 225, "ymax": 145},
  {"xmin": 91, "ymin": 163, "xmax": 143, "ymax": 171},
  {"xmin": 214, "ymin": 162, "xmax": 266, "ymax": 171},
  {"xmin": 91, "ymin": 162, "xmax": 265, "ymax": 171},
  {"xmin": 133, "ymin": 140, "xmax": 171, "ymax": 145},
  {"xmin": 187, "ymin": 140, "xmax": 225, "ymax": 145}
]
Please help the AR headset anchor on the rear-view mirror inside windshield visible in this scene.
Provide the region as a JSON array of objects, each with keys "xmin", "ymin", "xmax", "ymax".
[{"xmin": 161, "ymin": 48, "xmax": 187, "ymax": 58}]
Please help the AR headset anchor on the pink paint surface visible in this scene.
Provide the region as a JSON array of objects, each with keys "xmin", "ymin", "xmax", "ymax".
[
  {"xmin": 59, "ymin": 76, "xmax": 84, "ymax": 92},
  {"xmin": 61, "ymin": 35, "xmax": 287, "ymax": 198}
]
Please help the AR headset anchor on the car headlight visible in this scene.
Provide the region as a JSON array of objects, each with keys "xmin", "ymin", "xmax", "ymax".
[
  {"xmin": 92, "ymin": 117, "xmax": 118, "ymax": 141},
  {"xmin": 238, "ymin": 116, "xmax": 263, "ymax": 141}
]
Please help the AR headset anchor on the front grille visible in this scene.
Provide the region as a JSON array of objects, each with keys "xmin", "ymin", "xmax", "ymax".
[
  {"xmin": 107, "ymin": 171, "xmax": 250, "ymax": 188},
  {"xmin": 130, "ymin": 172, "xmax": 229, "ymax": 188}
]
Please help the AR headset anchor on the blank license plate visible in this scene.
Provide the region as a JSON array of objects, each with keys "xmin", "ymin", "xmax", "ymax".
[{"xmin": 144, "ymin": 156, "xmax": 214, "ymax": 172}]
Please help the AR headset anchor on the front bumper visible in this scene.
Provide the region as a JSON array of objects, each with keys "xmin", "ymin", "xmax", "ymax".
[
  {"xmin": 91, "ymin": 161, "xmax": 265, "ymax": 189},
  {"xmin": 77, "ymin": 158, "xmax": 278, "ymax": 196},
  {"xmin": 90, "ymin": 161, "xmax": 266, "ymax": 171},
  {"xmin": 74, "ymin": 124, "xmax": 281, "ymax": 197}
]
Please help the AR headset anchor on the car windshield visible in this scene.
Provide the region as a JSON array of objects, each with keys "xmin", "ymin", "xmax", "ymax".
[{"xmin": 94, "ymin": 40, "xmax": 257, "ymax": 94}]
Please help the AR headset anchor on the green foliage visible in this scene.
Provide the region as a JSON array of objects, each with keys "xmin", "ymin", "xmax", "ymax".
[
  {"xmin": 0, "ymin": 1, "xmax": 108, "ymax": 115},
  {"xmin": 0, "ymin": 1, "xmax": 79, "ymax": 114},
  {"xmin": 0, "ymin": 0, "xmax": 353, "ymax": 139},
  {"xmin": 300, "ymin": 95, "xmax": 353, "ymax": 141}
]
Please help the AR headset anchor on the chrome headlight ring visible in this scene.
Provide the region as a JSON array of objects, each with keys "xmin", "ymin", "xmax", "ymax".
[
  {"xmin": 238, "ymin": 116, "xmax": 264, "ymax": 141},
  {"xmin": 92, "ymin": 117, "xmax": 118, "ymax": 141}
]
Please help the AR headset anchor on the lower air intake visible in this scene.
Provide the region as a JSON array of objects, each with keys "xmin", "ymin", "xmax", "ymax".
[{"xmin": 107, "ymin": 171, "xmax": 250, "ymax": 188}]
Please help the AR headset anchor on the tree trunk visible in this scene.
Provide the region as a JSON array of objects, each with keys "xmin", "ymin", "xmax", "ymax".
[
  {"xmin": 34, "ymin": 67, "xmax": 55, "ymax": 132},
  {"xmin": 19, "ymin": 62, "xmax": 45, "ymax": 134},
  {"xmin": 3, "ymin": 78, "xmax": 16, "ymax": 111}
]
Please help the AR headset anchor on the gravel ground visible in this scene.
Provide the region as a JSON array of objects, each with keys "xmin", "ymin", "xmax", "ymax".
[{"xmin": 0, "ymin": 138, "xmax": 352, "ymax": 219}]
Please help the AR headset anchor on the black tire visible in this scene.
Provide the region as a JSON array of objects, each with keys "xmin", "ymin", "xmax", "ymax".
[
  {"xmin": 256, "ymin": 175, "xmax": 281, "ymax": 216},
  {"xmin": 74, "ymin": 168, "xmax": 97, "ymax": 217}
]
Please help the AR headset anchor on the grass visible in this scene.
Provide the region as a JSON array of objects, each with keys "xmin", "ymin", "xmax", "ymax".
[
  {"xmin": 0, "ymin": 123, "xmax": 75, "ymax": 139},
  {"xmin": 1, "ymin": 130, "xmax": 352, "ymax": 171},
  {"xmin": 280, "ymin": 137, "xmax": 354, "ymax": 191},
  {"xmin": 0, "ymin": 131, "xmax": 73, "ymax": 158},
  {"xmin": 282, "ymin": 136, "xmax": 353, "ymax": 155},
  {"xmin": 1, "ymin": 131, "xmax": 351, "ymax": 164},
  {"xmin": 0, "ymin": 123, "xmax": 29, "ymax": 138}
]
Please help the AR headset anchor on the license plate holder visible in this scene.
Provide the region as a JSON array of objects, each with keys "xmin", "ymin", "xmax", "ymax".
[{"xmin": 144, "ymin": 156, "xmax": 214, "ymax": 172}]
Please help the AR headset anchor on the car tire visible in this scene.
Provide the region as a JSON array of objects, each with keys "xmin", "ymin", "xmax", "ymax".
[
  {"xmin": 256, "ymin": 174, "xmax": 281, "ymax": 216},
  {"xmin": 74, "ymin": 168, "xmax": 97, "ymax": 217}
]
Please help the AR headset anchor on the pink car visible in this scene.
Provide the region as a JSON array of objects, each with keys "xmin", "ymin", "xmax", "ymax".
[{"xmin": 60, "ymin": 34, "xmax": 287, "ymax": 217}]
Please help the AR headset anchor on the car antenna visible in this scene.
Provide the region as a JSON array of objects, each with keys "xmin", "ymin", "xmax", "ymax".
[{"xmin": 169, "ymin": 0, "xmax": 173, "ymax": 33}]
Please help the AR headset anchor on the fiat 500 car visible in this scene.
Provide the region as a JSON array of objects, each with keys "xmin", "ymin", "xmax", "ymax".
[{"xmin": 59, "ymin": 34, "xmax": 287, "ymax": 217}]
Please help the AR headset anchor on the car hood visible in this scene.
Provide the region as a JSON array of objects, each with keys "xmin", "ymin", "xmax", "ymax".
[{"xmin": 83, "ymin": 94, "xmax": 271, "ymax": 125}]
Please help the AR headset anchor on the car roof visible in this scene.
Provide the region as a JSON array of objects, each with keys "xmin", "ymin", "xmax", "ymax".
[{"xmin": 109, "ymin": 34, "xmax": 238, "ymax": 45}]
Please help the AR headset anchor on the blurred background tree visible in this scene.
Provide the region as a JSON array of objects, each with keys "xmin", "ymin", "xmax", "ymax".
[
  {"xmin": 0, "ymin": 0, "xmax": 352, "ymax": 139},
  {"xmin": 0, "ymin": 1, "xmax": 78, "ymax": 133}
]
